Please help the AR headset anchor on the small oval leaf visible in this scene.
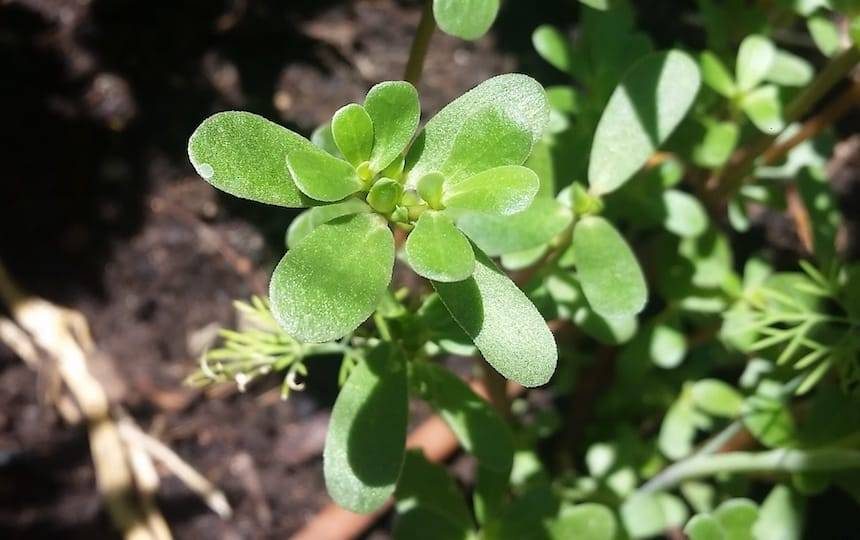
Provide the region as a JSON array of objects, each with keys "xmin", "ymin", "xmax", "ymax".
[
  {"xmin": 433, "ymin": 0, "xmax": 500, "ymax": 40},
  {"xmin": 405, "ymin": 211, "xmax": 476, "ymax": 282},
  {"xmin": 324, "ymin": 343, "xmax": 408, "ymax": 513},
  {"xmin": 573, "ymin": 216, "xmax": 647, "ymax": 317},
  {"xmin": 532, "ymin": 25, "xmax": 574, "ymax": 73},
  {"xmin": 588, "ymin": 50, "xmax": 701, "ymax": 195},
  {"xmin": 364, "ymin": 81, "xmax": 421, "ymax": 172},
  {"xmin": 286, "ymin": 146, "xmax": 364, "ymax": 202},
  {"xmin": 443, "ymin": 165, "xmax": 539, "ymax": 216},
  {"xmin": 270, "ymin": 213, "xmax": 394, "ymax": 342},
  {"xmin": 332, "ymin": 103, "xmax": 374, "ymax": 166},
  {"xmin": 406, "ymin": 74, "xmax": 549, "ymax": 187},
  {"xmin": 736, "ymin": 35, "xmax": 775, "ymax": 91},
  {"xmin": 432, "ymin": 249, "xmax": 558, "ymax": 387},
  {"xmin": 457, "ymin": 197, "xmax": 572, "ymax": 256},
  {"xmin": 188, "ymin": 111, "xmax": 316, "ymax": 207}
]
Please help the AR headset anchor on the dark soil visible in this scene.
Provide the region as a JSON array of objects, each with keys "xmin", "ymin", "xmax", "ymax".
[{"xmin": 0, "ymin": 0, "xmax": 529, "ymax": 537}]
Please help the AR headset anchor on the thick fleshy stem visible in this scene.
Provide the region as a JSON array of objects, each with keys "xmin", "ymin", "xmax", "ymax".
[{"xmin": 404, "ymin": 0, "xmax": 437, "ymax": 86}]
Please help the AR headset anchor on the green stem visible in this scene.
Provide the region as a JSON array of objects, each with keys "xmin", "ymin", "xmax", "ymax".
[
  {"xmin": 638, "ymin": 447, "xmax": 860, "ymax": 494},
  {"xmin": 374, "ymin": 312, "xmax": 393, "ymax": 341},
  {"xmin": 404, "ymin": 0, "xmax": 437, "ymax": 86}
]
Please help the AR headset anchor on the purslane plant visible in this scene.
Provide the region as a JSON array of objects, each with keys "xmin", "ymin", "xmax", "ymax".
[
  {"xmin": 186, "ymin": 0, "xmax": 860, "ymax": 537},
  {"xmin": 189, "ymin": 74, "xmax": 559, "ymax": 388}
]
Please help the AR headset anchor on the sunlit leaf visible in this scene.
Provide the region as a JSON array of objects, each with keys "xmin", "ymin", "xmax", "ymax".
[
  {"xmin": 365, "ymin": 81, "xmax": 421, "ymax": 172},
  {"xmin": 588, "ymin": 50, "xmax": 701, "ymax": 194},
  {"xmin": 752, "ymin": 485, "xmax": 803, "ymax": 540},
  {"xmin": 406, "ymin": 74, "xmax": 549, "ymax": 186},
  {"xmin": 324, "ymin": 343, "xmax": 407, "ymax": 513},
  {"xmin": 433, "ymin": 0, "xmax": 500, "ymax": 40},
  {"xmin": 573, "ymin": 216, "xmax": 647, "ymax": 317},
  {"xmin": 533, "ymin": 25, "xmax": 574, "ymax": 73},
  {"xmin": 693, "ymin": 121, "xmax": 739, "ymax": 168},
  {"xmin": 741, "ymin": 84, "xmax": 784, "ymax": 134},
  {"xmin": 766, "ymin": 50, "xmax": 813, "ymax": 87},
  {"xmin": 661, "ymin": 190, "xmax": 708, "ymax": 238},
  {"xmin": 270, "ymin": 213, "xmax": 394, "ymax": 342},
  {"xmin": 416, "ymin": 363, "xmax": 514, "ymax": 472},
  {"xmin": 405, "ymin": 211, "xmax": 475, "ymax": 282},
  {"xmin": 286, "ymin": 146, "xmax": 364, "ymax": 202},
  {"xmin": 713, "ymin": 499, "xmax": 758, "ymax": 540},
  {"xmin": 736, "ymin": 35, "xmax": 776, "ymax": 91},
  {"xmin": 188, "ymin": 111, "xmax": 316, "ymax": 207},
  {"xmin": 699, "ymin": 51, "xmax": 737, "ymax": 97},
  {"xmin": 441, "ymin": 107, "xmax": 534, "ymax": 184},
  {"xmin": 808, "ymin": 15, "xmax": 840, "ymax": 57},
  {"xmin": 443, "ymin": 165, "xmax": 539, "ymax": 216},
  {"xmin": 691, "ymin": 379, "xmax": 745, "ymax": 417},
  {"xmin": 551, "ymin": 504, "xmax": 617, "ymax": 540},
  {"xmin": 433, "ymin": 249, "xmax": 558, "ymax": 387},
  {"xmin": 331, "ymin": 103, "xmax": 374, "ymax": 166},
  {"xmin": 457, "ymin": 197, "xmax": 572, "ymax": 256},
  {"xmin": 685, "ymin": 514, "xmax": 725, "ymax": 540}
]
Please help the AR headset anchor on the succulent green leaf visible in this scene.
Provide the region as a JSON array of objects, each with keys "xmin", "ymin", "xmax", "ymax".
[
  {"xmin": 441, "ymin": 107, "xmax": 534, "ymax": 184},
  {"xmin": 311, "ymin": 122, "xmax": 344, "ymax": 158},
  {"xmin": 736, "ymin": 35, "xmax": 776, "ymax": 91},
  {"xmin": 684, "ymin": 514, "xmax": 725, "ymax": 540},
  {"xmin": 661, "ymin": 189, "xmax": 708, "ymax": 238},
  {"xmin": 286, "ymin": 146, "xmax": 364, "ymax": 202},
  {"xmin": 433, "ymin": 249, "xmax": 558, "ymax": 387},
  {"xmin": 270, "ymin": 213, "xmax": 394, "ymax": 342},
  {"xmin": 741, "ymin": 84, "xmax": 784, "ymax": 134},
  {"xmin": 331, "ymin": 103, "xmax": 374, "ymax": 166},
  {"xmin": 406, "ymin": 74, "xmax": 549, "ymax": 186},
  {"xmin": 324, "ymin": 343, "xmax": 408, "ymax": 513},
  {"xmin": 286, "ymin": 198, "xmax": 371, "ymax": 249},
  {"xmin": 659, "ymin": 398, "xmax": 697, "ymax": 459},
  {"xmin": 766, "ymin": 50, "xmax": 813, "ymax": 87},
  {"xmin": 418, "ymin": 172, "xmax": 446, "ymax": 209},
  {"xmin": 367, "ymin": 178, "xmax": 403, "ymax": 214},
  {"xmin": 551, "ymin": 504, "xmax": 617, "ymax": 540},
  {"xmin": 405, "ymin": 211, "xmax": 475, "ymax": 282},
  {"xmin": 808, "ymin": 15, "xmax": 840, "ymax": 57},
  {"xmin": 713, "ymin": 499, "xmax": 758, "ymax": 540},
  {"xmin": 693, "ymin": 121, "xmax": 739, "ymax": 168},
  {"xmin": 573, "ymin": 216, "xmax": 647, "ymax": 317},
  {"xmin": 457, "ymin": 197, "xmax": 572, "ymax": 256},
  {"xmin": 699, "ymin": 51, "xmax": 737, "ymax": 97},
  {"xmin": 532, "ymin": 25, "xmax": 574, "ymax": 73},
  {"xmin": 752, "ymin": 485, "xmax": 803, "ymax": 540},
  {"xmin": 648, "ymin": 324, "xmax": 687, "ymax": 368},
  {"xmin": 620, "ymin": 493, "xmax": 669, "ymax": 539},
  {"xmin": 690, "ymin": 379, "xmax": 745, "ymax": 417},
  {"xmin": 364, "ymin": 81, "xmax": 421, "ymax": 172},
  {"xmin": 433, "ymin": 0, "xmax": 500, "ymax": 40},
  {"xmin": 415, "ymin": 362, "xmax": 514, "ymax": 473},
  {"xmin": 443, "ymin": 165, "xmax": 539, "ymax": 216},
  {"xmin": 588, "ymin": 50, "xmax": 701, "ymax": 195},
  {"xmin": 188, "ymin": 111, "xmax": 316, "ymax": 207}
]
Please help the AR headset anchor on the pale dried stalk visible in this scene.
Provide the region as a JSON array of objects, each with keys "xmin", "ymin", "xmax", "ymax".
[
  {"xmin": 118, "ymin": 419, "xmax": 233, "ymax": 519},
  {"xmin": 0, "ymin": 260, "xmax": 163, "ymax": 540}
]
